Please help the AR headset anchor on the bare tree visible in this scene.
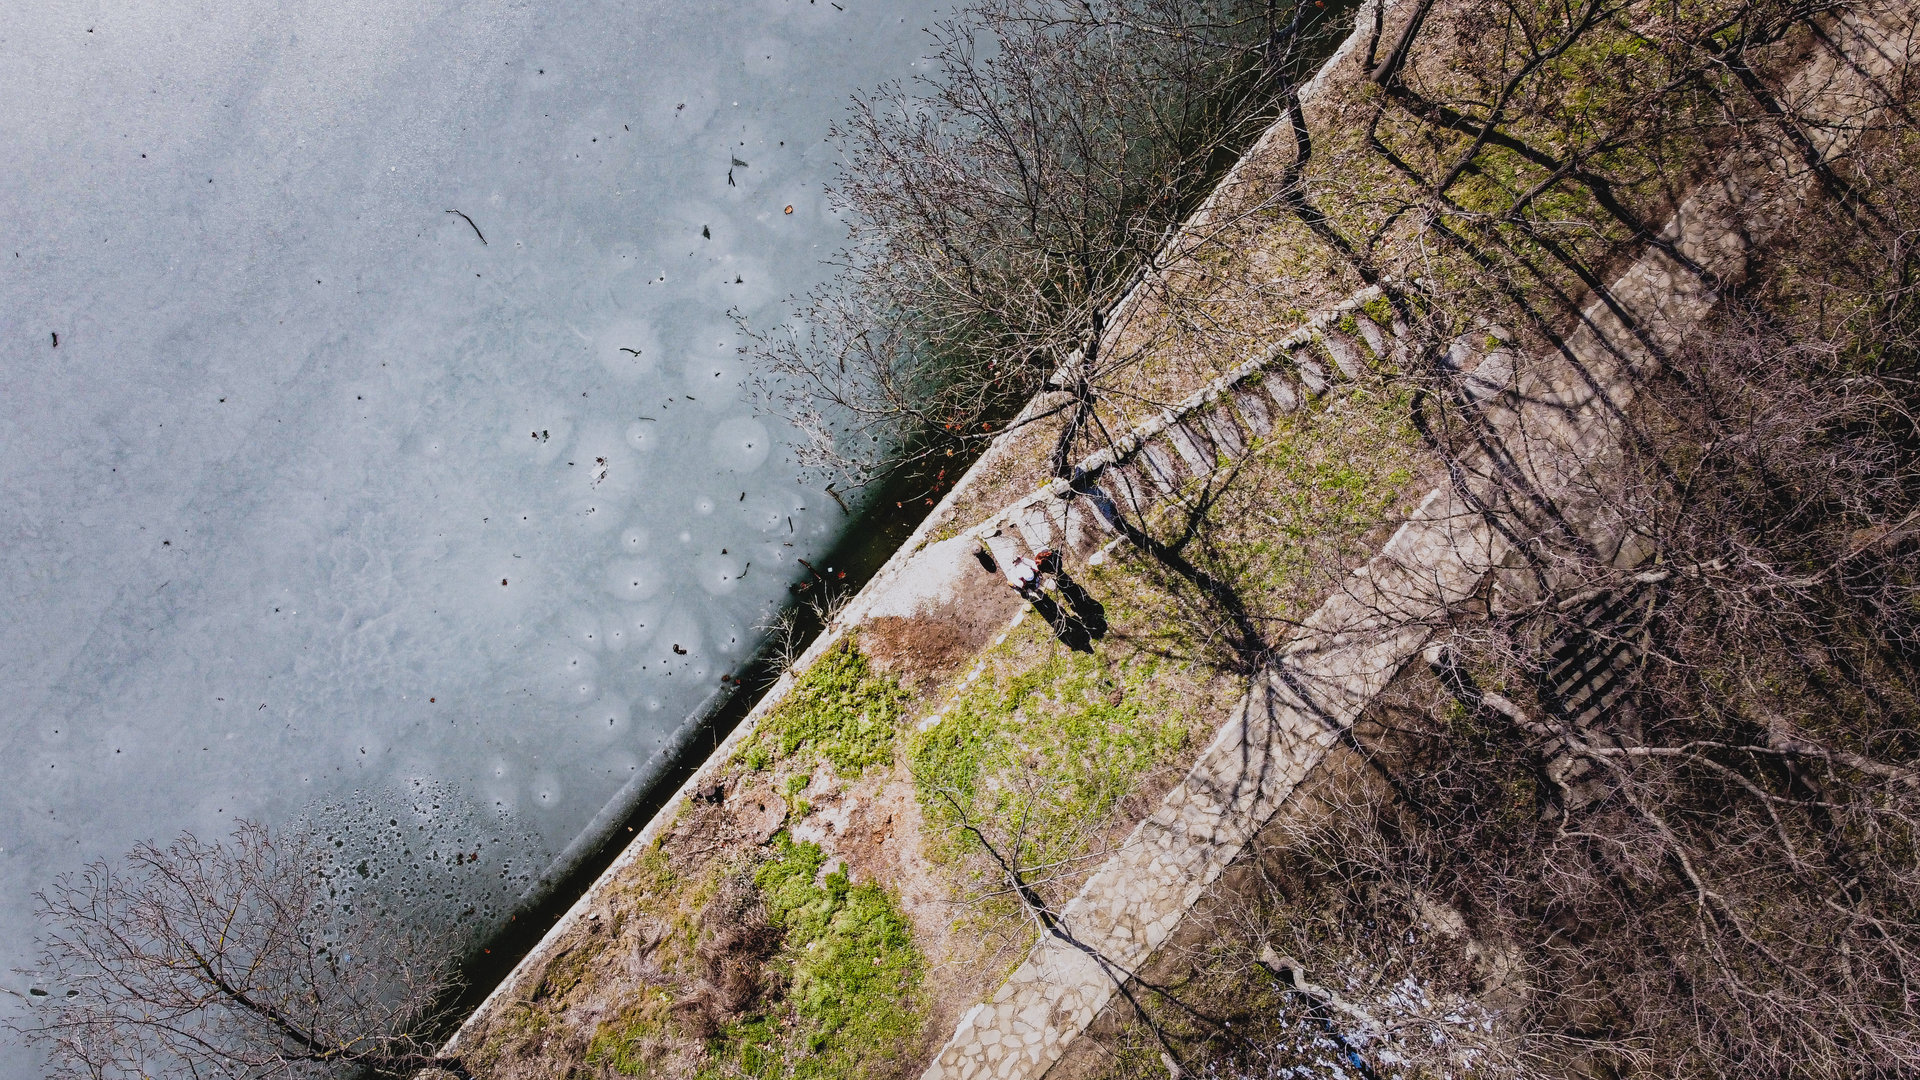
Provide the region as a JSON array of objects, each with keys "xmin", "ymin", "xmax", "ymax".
[
  {"xmin": 1384, "ymin": 292, "xmax": 1920, "ymax": 1076},
  {"xmin": 7, "ymin": 821, "xmax": 473, "ymax": 1080},
  {"xmin": 751, "ymin": 0, "xmax": 1329, "ymax": 489},
  {"xmin": 1210, "ymin": 123, "xmax": 1920, "ymax": 1080},
  {"xmin": 1011, "ymin": 3, "xmax": 1920, "ymax": 1072}
]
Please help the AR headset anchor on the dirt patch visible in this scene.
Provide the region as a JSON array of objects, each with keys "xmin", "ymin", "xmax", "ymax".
[
  {"xmin": 725, "ymin": 780, "xmax": 789, "ymax": 846},
  {"xmin": 862, "ymin": 561, "xmax": 1021, "ymax": 690}
]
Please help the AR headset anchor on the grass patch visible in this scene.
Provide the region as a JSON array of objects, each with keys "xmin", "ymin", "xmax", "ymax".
[
  {"xmin": 909, "ymin": 633, "xmax": 1191, "ymax": 882},
  {"xmin": 610, "ymin": 844, "xmax": 713, "ymax": 978},
  {"xmin": 699, "ymin": 835, "xmax": 926, "ymax": 1079},
  {"xmin": 739, "ymin": 639, "xmax": 910, "ymax": 776},
  {"xmin": 589, "ymin": 992, "xmax": 678, "ymax": 1076},
  {"xmin": 1170, "ymin": 385, "xmax": 1421, "ymax": 607},
  {"xmin": 532, "ymin": 940, "xmax": 599, "ymax": 1003}
]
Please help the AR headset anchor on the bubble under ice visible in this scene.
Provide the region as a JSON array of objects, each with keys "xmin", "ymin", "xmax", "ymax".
[
  {"xmin": 0, "ymin": 1, "xmax": 940, "ymax": 1070},
  {"xmin": 298, "ymin": 778, "xmax": 546, "ymax": 955},
  {"xmin": 711, "ymin": 416, "xmax": 774, "ymax": 473}
]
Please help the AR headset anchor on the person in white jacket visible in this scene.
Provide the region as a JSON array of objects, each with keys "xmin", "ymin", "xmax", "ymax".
[{"xmin": 1004, "ymin": 552, "xmax": 1042, "ymax": 596}]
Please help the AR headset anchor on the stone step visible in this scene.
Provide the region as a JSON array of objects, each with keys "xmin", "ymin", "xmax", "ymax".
[
  {"xmin": 1292, "ymin": 348, "xmax": 1332, "ymax": 395},
  {"xmin": 1165, "ymin": 420, "xmax": 1215, "ymax": 475},
  {"xmin": 966, "ymin": 285, "xmax": 1409, "ymax": 561},
  {"xmin": 1058, "ymin": 495, "xmax": 1109, "ymax": 551},
  {"xmin": 1262, "ymin": 370, "xmax": 1306, "ymax": 415},
  {"xmin": 1104, "ymin": 463, "xmax": 1154, "ymax": 515},
  {"xmin": 1231, "ymin": 386, "xmax": 1274, "ymax": 437},
  {"xmin": 1322, "ymin": 330, "xmax": 1368, "ymax": 380},
  {"xmin": 1541, "ymin": 587, "xmax": 1650, "ymax": 727},
  {"xmin": 1198, "ymin": 402, "xmax": 1247, "ymax": 459},
  {"xmin": 1354, "ymin": 313, "xmax": 1390, "ymax": 358},
  {"xmin": 1013, "ymin": 502, "xmax": 1056, "ymax": 552},
  {"xmin": 1138, "ymin": 440, "xmax": 1182, "ymax": 493}
]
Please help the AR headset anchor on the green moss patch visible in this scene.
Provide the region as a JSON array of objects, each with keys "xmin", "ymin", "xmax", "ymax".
[
  {"xmin": 1359, "ymin": 296, "xmax": 1395, "ymax": 327},
  {"xmin": 700, "ymin": 835, "xmax": 926, "ymax": 1079},
  {"xmin": 909, "ymin": 634, "xmax": 1192, "ymax": 884},
  {"xmin": 740, "ymin": 640, "xmax": 910, "ymax": 776}
]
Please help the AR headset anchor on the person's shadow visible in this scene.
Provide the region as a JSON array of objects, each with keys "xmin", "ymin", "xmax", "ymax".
[
  {"xmin": 1056, "ymin": 572, "xmax": 1108, "ymax": 640},
  {"xmin": 1023, "ymin": 560, "xmax": 1107, "ymax": 652}
]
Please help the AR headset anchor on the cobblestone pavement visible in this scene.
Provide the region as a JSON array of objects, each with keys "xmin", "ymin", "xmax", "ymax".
[{"xmin": 920, "ymin": 6, "xmax": 1916, "ymax": 1077}]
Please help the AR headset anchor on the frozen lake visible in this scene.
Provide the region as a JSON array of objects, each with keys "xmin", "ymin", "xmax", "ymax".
[{"xmin": 0, "ymin": 0, "xmax": 935, "ymax": 1067}]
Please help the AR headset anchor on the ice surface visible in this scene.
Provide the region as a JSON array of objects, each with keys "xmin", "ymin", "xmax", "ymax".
[{"xmin": 0, "ymin": 0, "xmax": 936, "ymax": 1071}]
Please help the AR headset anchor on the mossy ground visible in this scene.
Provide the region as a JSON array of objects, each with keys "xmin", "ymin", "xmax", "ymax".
[
  {"xmin": 738, "ymin": 638, "xmax": 911, "ymax": 777},
  {"xmin": 584, "ymin": 834, "xmax": 926, "ymax": 1080},
  {"xmin": 557, "ymin": 643, "xmax": 929, "ymax": 1080},
  {"xmin": 909, "ymin": 621, "xmax": 1203, "ymax": 903},
  {"xmin": 705, "ymin": 836, "xmax": 924, "ymax": 1079}
]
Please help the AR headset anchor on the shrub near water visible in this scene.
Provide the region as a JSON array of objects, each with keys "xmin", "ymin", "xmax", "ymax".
[{"xmin": 742, "ymin": 640, "xmax": 909, "ymax": 775}]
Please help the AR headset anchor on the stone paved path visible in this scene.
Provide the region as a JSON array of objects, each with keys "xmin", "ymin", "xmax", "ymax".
[{"xmin": 920, "ymin": 6, "xmax": 1915, "ymax": 1077}]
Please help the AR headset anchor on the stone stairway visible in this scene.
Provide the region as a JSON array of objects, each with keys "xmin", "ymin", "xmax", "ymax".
[
  {"xmin": 971, "ymin": 288, "xmax": 1527, "ymax": 578},
  {"xmin": 1539, "ymin": 586, "xmax": 1650, "ymax": 729},
  {"xmin": 975, "ymin": 286, "xmax": 1422, "ymax": 572}
]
